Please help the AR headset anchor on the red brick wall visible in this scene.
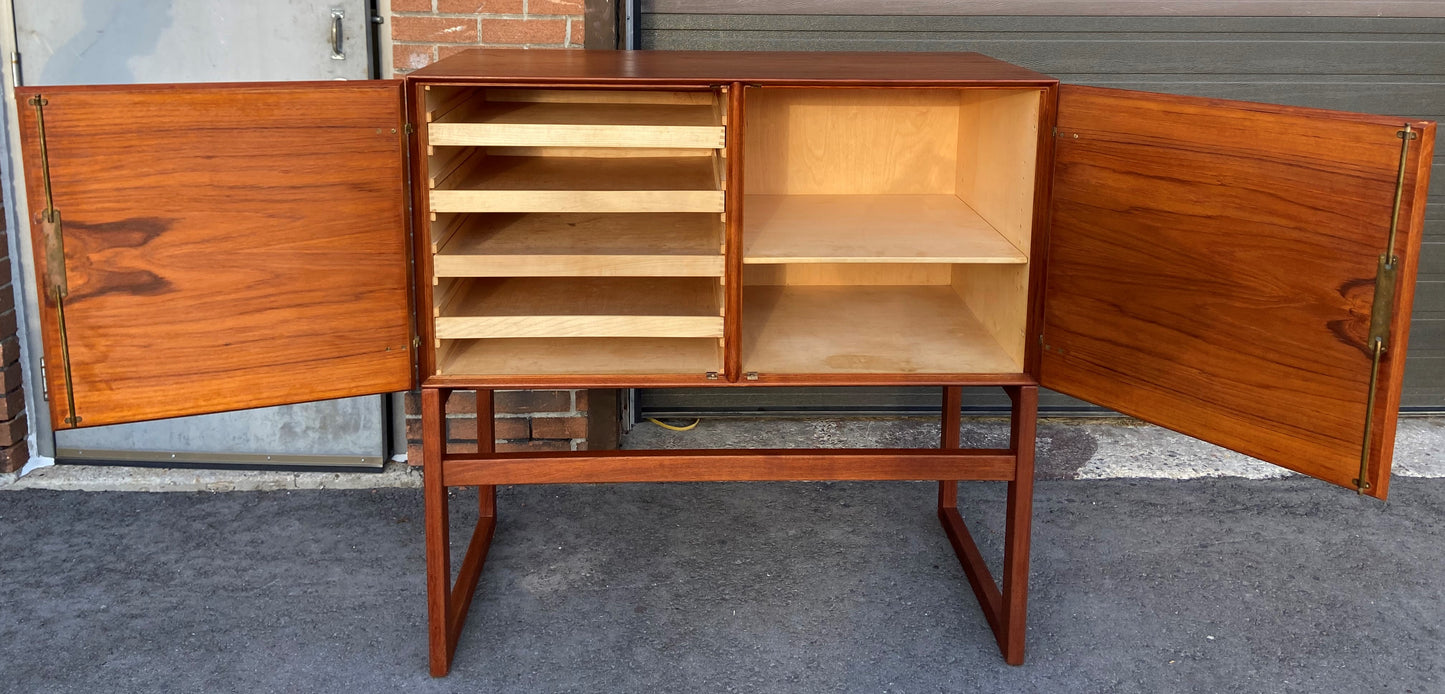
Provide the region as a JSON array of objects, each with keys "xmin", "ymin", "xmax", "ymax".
[
  {"xmin": 405, "ymin": 389, "xmax": 615, "ymax": 464},
  {"xmin": 390, "ymin": 0, "xmax": 586, "ymax": 76},
  {"xmin": 389, "ymin": 3, "xmax": 606, "ymax": 462},
  {"xmin": 0, "ymin": 203, "xmax": 29, "ymax": 473}
]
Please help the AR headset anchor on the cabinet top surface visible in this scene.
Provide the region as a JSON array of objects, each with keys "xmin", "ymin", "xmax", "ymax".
[{"xmin": 407, "ymin": 49, "xmax": 1058, "ymax": 86}]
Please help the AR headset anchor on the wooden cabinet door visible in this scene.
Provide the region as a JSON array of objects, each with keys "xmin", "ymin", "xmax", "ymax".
[
  {"xmin": 1041, "ymin": 85, "xmax": 1435, "ymax": 499},
  {"xmin": 16, "ymin": 81, "xmax": 414, "ymax": 429}
]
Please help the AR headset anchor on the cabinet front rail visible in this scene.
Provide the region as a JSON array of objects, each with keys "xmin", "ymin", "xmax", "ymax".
[{"xmin": 440, "ymin": 448, "xmax": 1017, "ymax": 485}]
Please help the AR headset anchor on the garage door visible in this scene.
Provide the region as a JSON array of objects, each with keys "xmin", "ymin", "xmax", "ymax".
[{"xmin": 637, "ymin": 2, "xmax": 1445, "ymax": 416}]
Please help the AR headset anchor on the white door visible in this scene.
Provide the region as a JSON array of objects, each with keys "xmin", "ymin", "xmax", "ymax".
[{"xmin": 10, "ymin": 0, "xmax": 392, "ymax": 468}]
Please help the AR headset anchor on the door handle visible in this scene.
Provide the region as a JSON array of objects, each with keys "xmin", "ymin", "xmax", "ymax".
[{"xmin": 330, "ymin": 9, "xmax": 345, "ymax": 60}]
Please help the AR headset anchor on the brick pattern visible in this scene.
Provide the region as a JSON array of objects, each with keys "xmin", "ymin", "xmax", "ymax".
[
  {"xmin": 405, "ymin": 389, "xmax": 598, "ymax": 464},
  {"xmin": 0, "ymin": 203, "xmax": 28, "ymax": 473},
  {"xmin": 390, "ymin": 0, "xmax": 585, "ymax": 76}
]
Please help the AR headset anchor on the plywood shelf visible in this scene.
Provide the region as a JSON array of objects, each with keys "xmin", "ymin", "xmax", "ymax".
[
  {"xmin": 439, "ymin": 337, "xmax": 721, "ymax": 376},
  {"xmin": 434, "ymin": 277, "xmax": 723, "ymax": 340},
  {"xmin": 433, "ymin": 213, "xmax": 724, "ymax": 278},
  {"xmin": 743, "ymin": 195, "xmax": 1027, "ymax": 264},
  {"xmin": 430, "ymin": 155, "xmax": 724, "ymax": 214},
  {"xmin": 741, "ymin": 285, "xmax": 1020, "ymax": 375},
  {"xmin": 429, "ymin": 100, "xmax": 725, "ymax": 149}
]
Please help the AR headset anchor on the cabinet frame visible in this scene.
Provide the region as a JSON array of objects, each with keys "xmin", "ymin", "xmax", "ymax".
[{"xmin": 410, "ymin": 77, "xmax": 1058, "ymax": 388}]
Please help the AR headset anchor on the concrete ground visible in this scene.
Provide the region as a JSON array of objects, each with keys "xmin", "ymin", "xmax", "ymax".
[{"xmin": 1, "ymin": 418, "xmax": 1442, "ymax": 693}]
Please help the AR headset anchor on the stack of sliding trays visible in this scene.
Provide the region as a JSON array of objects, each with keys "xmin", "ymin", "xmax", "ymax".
[{"xmin": 424, "ymin": 86, "xmax": 729, "ymax": 377}]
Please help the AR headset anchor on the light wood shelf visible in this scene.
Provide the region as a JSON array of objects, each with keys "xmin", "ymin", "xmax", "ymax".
[
  {"xmin": 430, "ymin": 155, "xmax": 724, "ymax": 214},
  {"xmin": 743, "ymin": 194, "xmax": 1027, "ymax": 264},
  {"xmin": 434, "ymin": 277, "xmax": 723, "ymax": 340},
  {"xmin": 439, "ymin": 337, "xmax": 721, "ymax": 376},
  {"xmin": 741, "ymin": 285, "xmax": 1020, "ymax": 375},
  {"xmin": 429, "ymin": 100, "xmax": 725, "ymax": 149},
  {"xmin": 432, "ymin": 213, "xmax": 724, "ymax": 278}
]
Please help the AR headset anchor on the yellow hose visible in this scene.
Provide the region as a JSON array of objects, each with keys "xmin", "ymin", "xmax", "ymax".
[{"xmin": 646, "ymin": 417, "xmax": 701, "ymax": 432}]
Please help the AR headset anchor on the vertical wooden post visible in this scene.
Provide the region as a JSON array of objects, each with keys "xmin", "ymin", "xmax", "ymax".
[
  {"xmin": 722, "ymin": 82, "xmax": 745, "ymax": 381},
  {"xmin": 1001, "ymin": 384, "xmax": 1037, "ymax": 665},
  {"xmin": 477, "ymin": 389, "xmax": 496, "ymax": 518},
  {"xmin": 422, "ymin": 387, "xmax": 452, "ymax": 677},
  {"xmin": 938, "ymin": 386, "xmax": 963, "ymax": 508}
]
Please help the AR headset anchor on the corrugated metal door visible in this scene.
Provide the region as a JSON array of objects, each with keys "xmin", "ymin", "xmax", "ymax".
[{"xmin": 636, "ymin": 3, "xmax": 1445, "ymax": 416}]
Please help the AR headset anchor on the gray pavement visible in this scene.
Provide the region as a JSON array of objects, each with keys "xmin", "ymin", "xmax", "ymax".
[{"xmin": 0, "ymin": 418, "xmax": 1442, "ymax": 693}]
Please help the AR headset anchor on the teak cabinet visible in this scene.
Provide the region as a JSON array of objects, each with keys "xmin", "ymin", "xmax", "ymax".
[{"xmin": 13, "ymin": 50, "xmax": 1436, "ymax": 675}]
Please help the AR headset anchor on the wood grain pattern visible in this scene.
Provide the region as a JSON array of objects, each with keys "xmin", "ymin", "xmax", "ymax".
[
  {"xmin": 408, "ymin": 49, "xmax": 1056, "ymax": 86},
  {"xmin": 744, "ymin": 88, "xmax": 961, "ymax": 195},
  {"xmin": 1041, "ymin": 85, "xmax": 1435, "ymax": 498},
  {"xmin": 422, "ymin": 388, "xmax": 451, "ymax": 676},
  {"xmin": 15, "ymin": 82, "xmax": 413, "ymax": 428},
  {"xmin": 423, "ymin": 387, "xmax": 497, "ymax": 678},
  {"xmin": 1000, "ymin": 384, "xmax": 1037, "ymax": 664},
  {"xmin": 953, "ymin": 89, "xmax": 1042, "ymax": 371},
  {"xmin": 441, "ymin": 448, "xmax": 1017, "ymax": 485},
  {"xmin": 426, "ymin": 370, "xmax": 1034, "ymax": 389},
  {"xmin": 482, "ymin": 88, "xmax": 717, "ymax": 105},
  {"xmin": 430, "ymin": 155, "xmax": 724, "ymax": 214},
  {"xmin": 742, "ymin": 285, "xmax": 1020, "ymax": 375},
  {"xmin": 742, "ymin": 194, "xmax": 1026, "ymax": 264},
  {"xmin": 412, "ymin": 81, "xmax": 439, "ymax": 383},
  {"xmin": 429, "ymin": 100, "xmax": 725, "ymax": 149},
  {"xmin": 438, "ymin": 337, "xmax": 722, "ymax": 377},
  {"xmin": 1024, "ymin": 84, "xmax": 1061, "ymax": 377},
  {"xmin": 742, "ymin": 263, "xmax": 952, "ymax": 286},
  {"xmin": 724, "ymin": 83, "xmax": 746, "ymax": 381},
  {"xmin": 435, "ymin": 277, "xmax": 723, "ymax": 339},
  {"xmin": 1367, "ymin": 114, "xmax": 1437, "ymax": 498},
  {"xmin": 431, "ymin": 212, "xmax": 724, "ymax": 278}
]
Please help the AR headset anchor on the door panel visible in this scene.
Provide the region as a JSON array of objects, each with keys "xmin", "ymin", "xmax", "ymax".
[
  {"xmin": 16, "ymin": 81, "xmax": 413, "ymax": 429},
  {"xmin": 1042, "ymin": 85, "xmax": 1435, "ymax": 499}
]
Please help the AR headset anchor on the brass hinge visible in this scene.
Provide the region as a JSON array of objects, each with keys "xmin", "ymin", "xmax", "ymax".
[
  {"xmin": 28, "ymin": 95, "xmax": 66, "ymax": 299},
  {"xmin": 1354, "ymin": 123, "xmax": 1418, "ymax": 494},
  {"xmin": 28, "ymin": 94, "xmax": 80, "ymax": 426},
  {"xmin": 403, "ymin": 122, "xmax": 415, "ymax": 135}
]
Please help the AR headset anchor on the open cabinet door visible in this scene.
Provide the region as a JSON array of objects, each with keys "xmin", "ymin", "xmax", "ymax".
[
  {"xmin": 1041, "ymin": 86, "xmax": 1435, "ymax": 499},
  {"xmin": 16, "ymin": 81, "xmax": 414, "ymax": 429}
]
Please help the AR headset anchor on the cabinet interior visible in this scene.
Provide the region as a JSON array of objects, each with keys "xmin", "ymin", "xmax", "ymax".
[
  {"xmin": 422, "ymin": 84, "xmax": 1040, "ymax": 378},
  {"xmin": 742, "ymin": 87, "xmax": 1039, "ymax": 375}
]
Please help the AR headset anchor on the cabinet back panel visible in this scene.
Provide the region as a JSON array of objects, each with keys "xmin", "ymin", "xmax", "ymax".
[
  {"xmin": 743, "ymin": 263, "xmax": 951, "ymax": 286},
  {"xmin": 744, "ymin": 88, "xmax": 961, "ymax": 194}
]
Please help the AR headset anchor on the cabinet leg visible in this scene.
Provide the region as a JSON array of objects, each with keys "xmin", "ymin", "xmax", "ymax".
[
  {"xmin": 423, "ymin": 388, "xmax": 452, "ymax": 677},
  {"xmin": 425, "ymin": 388, "xmax": 500, "ymax": 678},
  {"xmin": 937, "ymin": 384, "xmax": 1037, "ymax": 666},
  {"xmin": 1001, "ymin": 384, "xmax": 1037, "ymax": 665},
  {"xmin": 938, "ymin": 386, "xmax": 963, "ymax": 508}
]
